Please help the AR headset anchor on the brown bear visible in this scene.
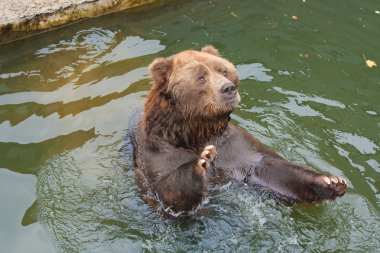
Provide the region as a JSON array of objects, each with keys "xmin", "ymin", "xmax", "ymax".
[{"xmin": 132, "ymin": 45, "xmax": 347, "ymax": 213}]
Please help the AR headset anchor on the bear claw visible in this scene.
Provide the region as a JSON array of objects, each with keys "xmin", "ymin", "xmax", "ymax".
[
  {"xmin": 198, "ymin": 159, "xmax": 207, "ymax": 169},
  {"xmin": 196, "ymin": 145, "xmax": 217, "ymax": 175},
  {"xmin": 314, "ymin": 175, "xmax": 347, "ymax": 200},
  {"xmin": 201, "ymin": 145, "xmax": 217, "ymax": 161}
]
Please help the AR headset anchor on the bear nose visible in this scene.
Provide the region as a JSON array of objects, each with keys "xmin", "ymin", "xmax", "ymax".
[{"xmin": 220, "ymin": 83, "xmax": 237, "ymax": 98}]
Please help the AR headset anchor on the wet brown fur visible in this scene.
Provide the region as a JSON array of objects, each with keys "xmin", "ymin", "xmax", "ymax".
[{"xmin": 132, "ymin": 45, "xmax": 347, "ymax": 213}]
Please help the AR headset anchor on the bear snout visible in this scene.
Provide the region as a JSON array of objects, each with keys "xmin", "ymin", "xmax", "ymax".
[{"xmin": 220, "ymin": 83, "xmax": 238, "ymax": 99}]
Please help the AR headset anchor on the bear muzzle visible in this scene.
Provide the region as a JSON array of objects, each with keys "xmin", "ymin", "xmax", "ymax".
[{"xmin": 220, "ymin": 82, "xmax": 238, "ymax": 100}]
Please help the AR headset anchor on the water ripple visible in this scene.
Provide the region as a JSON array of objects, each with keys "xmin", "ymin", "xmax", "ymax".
[
  {"xmin": 273, "ymin": 87, "xmax": 346, "ymax": 109},
  {"xmin": 34, "ymin": 28, "xmax": 116, "ymax": 58},
  {"xmin": 236, "ymin": 63, "xmax": 274, "ymax": 82},
  {"xmin": 333, "ymin": 130, "xmax": 379, "ymax": 155}
]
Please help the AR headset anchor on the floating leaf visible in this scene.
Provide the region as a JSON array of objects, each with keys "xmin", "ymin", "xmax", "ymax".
[
  {"xmin": 363, "ymin": 54, "xmax": 377, "ymax": 68},
  {"xmin": 366, "ymin": 59, "xmax": 377, "ymax": 68},
  {"xmin": 230, "ymin": 12, "xmax": 238, "ymax": 18}
]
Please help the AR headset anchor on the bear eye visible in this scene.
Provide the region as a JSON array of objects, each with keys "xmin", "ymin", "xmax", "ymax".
[
  {"xmin": 198, "ymin": 76, "xmax": 206, "ymax": 83},
  {"xmin": 222, "ymin": 70, "xmax": 228, "ymax": 76}
]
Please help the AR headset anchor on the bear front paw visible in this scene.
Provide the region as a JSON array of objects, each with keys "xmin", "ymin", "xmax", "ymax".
[
  {"xmin": 196, "ymin": 145, "xmax": 217, "ymax": 176},
  {"xmin": 311, "ymin": 175, "xmax": 347, "ymax": 201}
]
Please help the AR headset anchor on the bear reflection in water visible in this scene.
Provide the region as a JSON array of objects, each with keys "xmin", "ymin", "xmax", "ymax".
[{"xmin": 132, "ymin": 45, "xmax": 347, "ymax": 214}]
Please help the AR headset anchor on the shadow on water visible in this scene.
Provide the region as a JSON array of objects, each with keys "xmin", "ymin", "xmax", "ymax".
[
  {"xmin": 0, "ymin": 128, "xmax": 97, "ymax": 226},
  {"xmin": 0, "ymin": 0, "xmax": 380, "ymax": 252},
  {"xmin": 0, "ymin": 129, "xmax": 96, "ymax": 175}
]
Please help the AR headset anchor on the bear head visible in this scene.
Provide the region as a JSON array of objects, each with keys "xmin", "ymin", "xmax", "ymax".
[
  {"xmin": 148, "ymin": 45, "xmax": 240, "ymax": 118},
  {"xmin": 143, "ymin": 45, "xmax": 240, "ymax": 148}
]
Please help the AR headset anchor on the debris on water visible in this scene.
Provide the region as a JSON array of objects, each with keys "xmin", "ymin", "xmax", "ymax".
[
  {"xmin": 363, "ymin": 54, "xmax": 377, "ymax": 68},
  {"xmin": 292, "ymin": 15, "xmax": 298, "ymax": 20},
  {"xmin": 230, "ymin": 11, "xmax": 238, "ymax": 18},
  {"xmin": 366, "ymin": 110, "xmax": 377, "ymax": 116},
  {"xmin": 366, "ymin": 60, "xmax": 377, "ymax": 68},
  {"xmin": 375, "ymin": 10, "xmax": 380, "ymax": 14}
]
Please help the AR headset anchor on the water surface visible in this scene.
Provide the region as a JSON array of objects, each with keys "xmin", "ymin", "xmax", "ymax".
[{"xmin": 1, "ymin": 0, "xmax": 380, "ymax": 252}]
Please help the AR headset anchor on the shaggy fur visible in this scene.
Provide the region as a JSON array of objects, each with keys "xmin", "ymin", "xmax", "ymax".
[{"xmin": 132, "ymin": 45, "xmax": 347, "ymax": 213}]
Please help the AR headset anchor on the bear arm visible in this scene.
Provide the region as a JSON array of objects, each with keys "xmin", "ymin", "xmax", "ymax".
[
  {"xmin": 154, "ymin": 161, "xmax": 205, "ymax": 212},
  {"xmin": 250, "ymin": 156, "xmax": 341, "ymax": 203},
  {"xmin": 217, "ymin": 125, "xmax": 345, "ymax": 203}
]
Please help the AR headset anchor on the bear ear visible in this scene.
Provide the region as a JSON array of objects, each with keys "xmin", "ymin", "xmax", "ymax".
[
  {"xmin": 201, "ymin": 45, "xmax": 220, "ymax": 56},
  {"xmin": 149, "ymin": 57, "xmax": 172, "ymax": 85}
]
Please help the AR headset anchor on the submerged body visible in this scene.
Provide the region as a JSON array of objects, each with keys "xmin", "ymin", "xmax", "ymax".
[{"xmin": 132, "ymin": 46, "xmax": 347, "ymax": 213}]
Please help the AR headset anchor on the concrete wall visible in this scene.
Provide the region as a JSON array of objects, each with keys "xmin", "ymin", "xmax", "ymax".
[{"xmin": 0, "ymin": 0, "xmax": 157, "ymax": 44}]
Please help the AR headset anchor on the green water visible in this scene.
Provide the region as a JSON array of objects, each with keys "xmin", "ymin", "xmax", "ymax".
[{"xmin": 1, "ymin": 0, "xmax": 379, "ymax": 252}]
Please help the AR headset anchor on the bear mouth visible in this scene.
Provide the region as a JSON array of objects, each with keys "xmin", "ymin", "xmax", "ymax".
[
  {"xmin": 223, "ymin": 92, "xmax": 240, "ymax": 106},
  {"xmin": 211, "ymin": 94, "xmax": 240, "ymax": 114}
]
